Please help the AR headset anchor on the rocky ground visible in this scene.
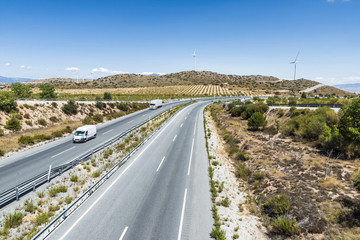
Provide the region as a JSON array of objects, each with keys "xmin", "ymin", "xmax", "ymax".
[
  {"xmin": 209, "ymin": 104, "xmax": 360, "ymax": 239},
  {"xmin": 205, "ymin": 110, "xmax": 268, "ymax": 240}
]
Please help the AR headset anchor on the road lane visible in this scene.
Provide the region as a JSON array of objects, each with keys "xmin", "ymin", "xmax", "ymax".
[{"xmin": 47, "ymin": 101, "xmax": 212, "ymax": 240}]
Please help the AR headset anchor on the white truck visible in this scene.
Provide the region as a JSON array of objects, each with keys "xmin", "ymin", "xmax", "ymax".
[
  {"xmin": 73, "ymin": 125, "xmax": 97, "ymax": 143},
  {"xmin": 149, "ymin": 99, "xmax": 162, "ymax": 110}
]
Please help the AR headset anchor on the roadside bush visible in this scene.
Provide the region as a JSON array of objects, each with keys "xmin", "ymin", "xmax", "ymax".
[
  {"xmin": 92, "ymin": 170, "xmax": 101, "ymax": 178},
  {"xmin": 24, "ymin": 200, "xmax": 35, "ymax": 213},
  {"xmin": 220, "ymin": 196, "xmax": 231, "ymax": 207},
  {"xmin": 39, "ymin": 84, "xmax": 56, "ymax": 98},
  {"xmin": 263, "ymin": 193, "xmax": 290, "ymax": 216},
  {"xmin": 11, "ymin": 82, "xmax": 32, "ymax": 98},
  {"xmin": 33, "ymin": 134, "xmax": 52, "ymax": 141},
  {"xmin": 18, "ymin": 135, "xmax": 35, "ymax": 145},
  {"xmin": 210, "ymin": 227, "xmax": 226, "ymax": 240},
  {"xmin": 35, "ymin": 212, "xmax": 51, "ymax": 226},
  {"xmin": 236, "ymin": 164, "xmax": 250, "ymax": 179},
  {"xmin": 229, "ymin": 103, "xmax": 269, "ymax": 119},
  {"xmin": 70, "ymin": 174, "xmax": 78, "ymax": 182},
  {"xmin": 48, "ymin": 185, "xmax": 67, "ymax": 197},
  {"xmin": 25, "ymin": 120, "xmax": 33, "ymax": 126},
  {"xmin": 248, "ymin": 112, "xmax": 267, "ymax": 130},
  {"xmin": 103, "ymin": 92, "xmax": 112, "ymax": 100},
  {"xmin": 37, "ymin": 118, "xmax": 47, "ymax": 126},
  {"xmin": 82, "ymin": 116, "xmax": 94, "ymax": 125},
  {"xmin": 103, "ymin": 149, "xmax": 113, "ymax": 159},
  {"xmin": 4, "ymin": 116, "xmax": 22, "ymax": 131},
  {"xmin": 93, "ymin": 114, "xmax": 103, "ymax": 123},
  {"xmin": 51, "ymin": 131, "xmax": 63, "ymax": 138},
  {"xmin": 95, "ymin": 101, "xmax": 106, "ymax": 110},
  {"xmin": 0, "ymin": 149, "xmax": 5, "ymax": 156},
  {"xmin": 51, "ymin": 102, "xmax": 58, "ymax": 108},
  {"xmin": 49, "ymin": 116, "xmax": 58, "ymax": 122},
  {"xmin": 117, "ymin": 103, "xmax": 129, "ymax": 111},
  {"xmin": 0, "ymin": 128, "xmax": 4, "ymax": 136},
  {"xmin": 0, "ymin": 92, "xmax": 17, "ymax": 113},
  {"xmin": 64, "ymin": 196, "xmax": 73, "ymax": 204},
  {"xmin": 4, "ymin": 212, "xmax": 23, "ymax": 229},
  {"xmin": 62, "ymin": 100, "xmax": 78, "ymax": 115},
  {"xmin": 235, "ymin": 152, "xmax": 251, "ymax": 161},
  {"xmin": 271, "ymin": 216, "xmax": 299, "ymax": 236},
  {"xmin": 24, "ymin": 113, "xmax": 30, "ymax": 119}
]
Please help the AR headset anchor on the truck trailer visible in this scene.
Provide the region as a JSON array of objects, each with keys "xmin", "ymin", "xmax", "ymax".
[
  {"xmin": 149, "ymin": 99, "xmax": 162, "ymax": 110},
  {"xmin": 73, "ymin": 125, "xmax": 97, "ymax": 143}
]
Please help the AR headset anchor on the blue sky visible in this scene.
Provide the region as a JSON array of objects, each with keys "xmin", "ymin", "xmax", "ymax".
[{"xmin": 0, "ymin": 0, "xmax": 359, "ymax": 85}]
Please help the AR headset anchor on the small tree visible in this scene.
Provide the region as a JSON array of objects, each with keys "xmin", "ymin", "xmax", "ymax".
[
  {"xmin": 5, "ymin": 116, "xmax": 22, "ymax": 131},
  {"xmin": 248, "ymin": 112, "xmax": 267, "ymax": 130},
  {"xmin": 11, "ymin": 83, "xmax": 32, "ymax": 98},
  {"xmin": 39, "ymin": 84, "xmax": 56, "ymax": 98},
  {"xmin": 62, "ymin": 100, "xmax": 78, "ymax": 115},
  {"xmin": 339, "ymin": 98, "xmax": 360, "ymax": 144},
  {"xmin": 301, "ymin": 92, "xmax": 307, "ymax": 99},
  {"xmin": 103, "ymin": 92, "xmax": 112, "ymax": 100},
  {"xmin": 0, "ymin": 92, "xmax": 17, "ymax": 113}
]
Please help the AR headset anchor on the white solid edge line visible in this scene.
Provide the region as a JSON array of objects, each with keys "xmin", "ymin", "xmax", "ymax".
[
  {"xmin": 127, "ymin": 120, "xmax": 134, "ymax": 123},
  {"xmin": 51, "ymin": 147, "xmax": 75, "ymax": 159},
  {"xmin": 173, "ymin": 135, "xmax": 177, "ymax": 142},
  {"xmin": 187, "ymin": 138, "xmax": 195, "ymax": 176},
  {"xmin": 59, "ymin": 105, "xmax": 188, "ymax": 240},
  {"xmin": 180, "ymin": 123, "xmax": 183, "ymax": 128},
  {"xmin": 156, "ymin": 156, "xmax": 166, "ymax": 172},
  {"xmin": 119, "ymin": 226, "xmax": 129, "ymax": 240},
  {"xmin": 102, "ymin": 129, "xmax": 114, "ymax": 135},
  {"xmin": 177, "ymin": 188, "xmax": 188, "ymax": 240}
]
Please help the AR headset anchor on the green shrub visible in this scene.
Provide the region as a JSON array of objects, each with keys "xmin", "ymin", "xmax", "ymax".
[
  {"xmin": 49, "ymin": 116, "xmax": 58, "ymax": 122},
  {"xmin": 64, "ymin": 196, "xmax": 73, "ymax": 204},
  {"xmin": 235, "ymin": 152, "xmax": 251, "ymax": 161},
  {"xmin": 35, "ymin": 212, "xmax": 51, "ymax": 226},
  {"xmin": 271, "ymin": 216, "xmax": 299, "ymax": 235},
  {"xmin": 103, "ymin": 92, "xmax": 112, "ymax": 100},
  {"xmin": 263, "ymin": 193, "xmax": 290, "ymax": 216},
  {"xmin": 70, "ymin": 174, "xmax": 78, "ymax": 182},
  {"xmin": 229, "ymin": 103, "xmax": 269, "ymax": 119},
  {"xmin": 92, "ymin": 170, "xmax": 101, "ymax": 178},
  {"xmin": 18, "ymin": 135, "xmax": 35, "ymax": 145},
  {"xmin": 11, "ymin": 82, "xmax": 32, "ymax": 98},
  {"xmin": 24, "ymin": 200, "xmax": 35, "ymax": 213},
  {"xmin": 211, "ymin": 227, "xmax": 226, "ymax": 240},
  {"xmin": 48, "ymin": 204, "xmax": 60, "ymax": 212},
  {"xmin": 37, "ymin": 118, "xmax": 47, "ymax": 126},
  {"xmin": 103, "ymin": 149, "xmax": 113, "ymax": 159},
  {"xmin": 0, "ymin": 128, "xmax": 4, "ymax": 136},
  {"xmin": 25, "ymin": 120, "xmax": 33, "ymax": 126},
  {"xmin": 82, "ymin": 116, "xmax": 94, "ymax": 125},
  {"xmin": 48, "ymin": 185, "xmax": 67, "ymax": 197},
  {"xmin": 353, "ymin": 172, "xmax": 360, "ymax": 191},
  {"xmin": 39, "ymin": 84, "xmax": 56, "ymax": 98},
  {"xmin": 278, "ymin": 109, "xmax": 285, "ymax": 117},
  {"xmin": 51, "ymin": 102, "xmax": 58, "ymax": 108},
  {"xmin": 33, "ymin": 134, "xmax": 52, "ymax": 141},
  {"xmin": 212, "ymin": 160, "xmax": 219, "ymax": 166},
  {"xmin": 4, "ymin": 212, "xmax": 23, "ymax": 228},
  {"xmin": 248, "ymin": 112, "xmax": 267, "ymax": 130},
  {"xmin": 252, "ymin": 171, "xmax": 266, "ymax": 180},
  {"xmin": 0, "ymin": 92, "xmax": 17, "ymax": 113},
  {"xmin": 233, "ymin": 233, "xmax": 239, "ymax": 239},
  {"xmin": 117, "ymin": 103, "xmax": 129, "ymax": 111},
  {"xmin": 93, "ymin": 114, "xmax": 103, "ymax": 123},
  {"xmin": 51, "ymin": 130, "xmax": 63, "ymax": 138},
  {"xmin": 236, "ymin": 164, "xmax": 250, "ymax": 179},
  {"xmin": 4, "ymin": 116, "xmax": 22, "ymax": 131},
  {"xmin": 0, "ymin": 149, "xmax": 5, "ymax": 156},
  {"xmin": 220, "ymin": 196, "xmax": 231, "ymax": 207},
  {"xmin": 95, "ymin": 101, "xmax": 106, "ymax": 110},
  {"xmin": 62, "ymin": 100, "xmax": 78, "ymax": 115}
]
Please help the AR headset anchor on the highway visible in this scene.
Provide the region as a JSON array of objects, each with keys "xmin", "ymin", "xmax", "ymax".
[
  {"xmin": 47, "ymin": 101, "xmax": 212, "ymax": 240},
  {"xmin": 0, "ymin": 101, "xmax": 187, "ymax": 194}
]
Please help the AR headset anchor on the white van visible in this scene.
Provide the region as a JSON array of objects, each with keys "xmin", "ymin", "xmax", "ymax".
[
  {"xmin": 149, "ymin": 99, "xmax": 162, "ymax": 110},
  {"xmin": 73, "ymin": 125, "xmax": 97, "ymax": 143}
]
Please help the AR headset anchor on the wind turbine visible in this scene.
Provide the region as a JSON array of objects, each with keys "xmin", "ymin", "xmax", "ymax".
[
  {"xmin": 290, "ymin": 52, "xmax": 300, "ymax": 80},
  {"xmin": 192, "ymin": 49, "xmax": 196, "ymax": 71}
]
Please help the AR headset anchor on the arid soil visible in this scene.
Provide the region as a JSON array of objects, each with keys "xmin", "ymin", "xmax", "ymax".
[{"xmin": 209, "ymin": 103, "xmax": 360, "ymax": 239}]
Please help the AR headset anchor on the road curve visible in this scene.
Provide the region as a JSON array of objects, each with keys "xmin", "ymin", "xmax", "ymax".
[{"xmin": 47, "ymin": 101, "xmax": 213, "ymax": 240}]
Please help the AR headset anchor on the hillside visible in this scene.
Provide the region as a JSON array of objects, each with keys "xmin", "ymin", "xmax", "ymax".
[{"xmin": 21, "ymin": 71, "xmax": 354, "ymax": 96}]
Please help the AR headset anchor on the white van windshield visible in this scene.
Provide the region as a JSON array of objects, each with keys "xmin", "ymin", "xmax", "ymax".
[{"xmin": 74, "ymin": 131, "xmax": 85, "ymax": 136}]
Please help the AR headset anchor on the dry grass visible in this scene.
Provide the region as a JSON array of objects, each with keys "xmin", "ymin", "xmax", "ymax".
[
  {"xmin": 0, "ymin": 121, "xmax": 82, "ymax": 152},
  {"xmin": 320, "ymin": 177, "xmax": 343, "ymax": 189}
]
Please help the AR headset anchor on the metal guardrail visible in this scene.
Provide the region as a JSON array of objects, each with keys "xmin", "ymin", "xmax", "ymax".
[
  {"xmin": 31, "ymin": 102, "xmax": 187, "ymax": 240},
  {"xmin": 0, "ymin": 103, "xmax": 184, "ymax": 208},
  {"xmin": 267, "ymin": 103, "xmax": 343, "ymax": 108}
]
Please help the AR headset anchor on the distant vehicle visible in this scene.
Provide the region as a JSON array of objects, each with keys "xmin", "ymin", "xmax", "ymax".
[
  {"xmin": 73, "ymin": 125, "xmax": 97, "ymax": 143},
  {"xmin": 149, "ymin": 99, "xmax": 162, "ymax": 109}
]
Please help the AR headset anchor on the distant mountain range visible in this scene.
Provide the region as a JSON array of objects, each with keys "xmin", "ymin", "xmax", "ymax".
[
  {"xmin": 0, "ymin": 76, "xmax": 33, "ymax": 83},
  {"xmin": 333, "ymin": 83, "xmax": 360, "ymax": 94}
]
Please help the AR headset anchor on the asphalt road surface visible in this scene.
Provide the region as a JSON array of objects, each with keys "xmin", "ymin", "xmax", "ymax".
[{"xmin": 47, "ymin": 101, "xmax": 213, "ymax": 240}]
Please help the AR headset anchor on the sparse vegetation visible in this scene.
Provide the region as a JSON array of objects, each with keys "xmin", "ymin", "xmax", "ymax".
[
  {"xmin": 48, "ymin": 185, "xmax": 67, "ymax": 197},
  {"xmin": 263, "ymin": 193, "xmax": 290, "ymax": 217},
  {"xmin": 5, "ymin": 116, "xmax": 22, "ymax": 131},
  {"xmin": 62, "ymin": 100, "xmax": 78, "ymax": 115},
  {"xmin": 271, "ymin": 216, "xmax": 299, "ymax": 236}
]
